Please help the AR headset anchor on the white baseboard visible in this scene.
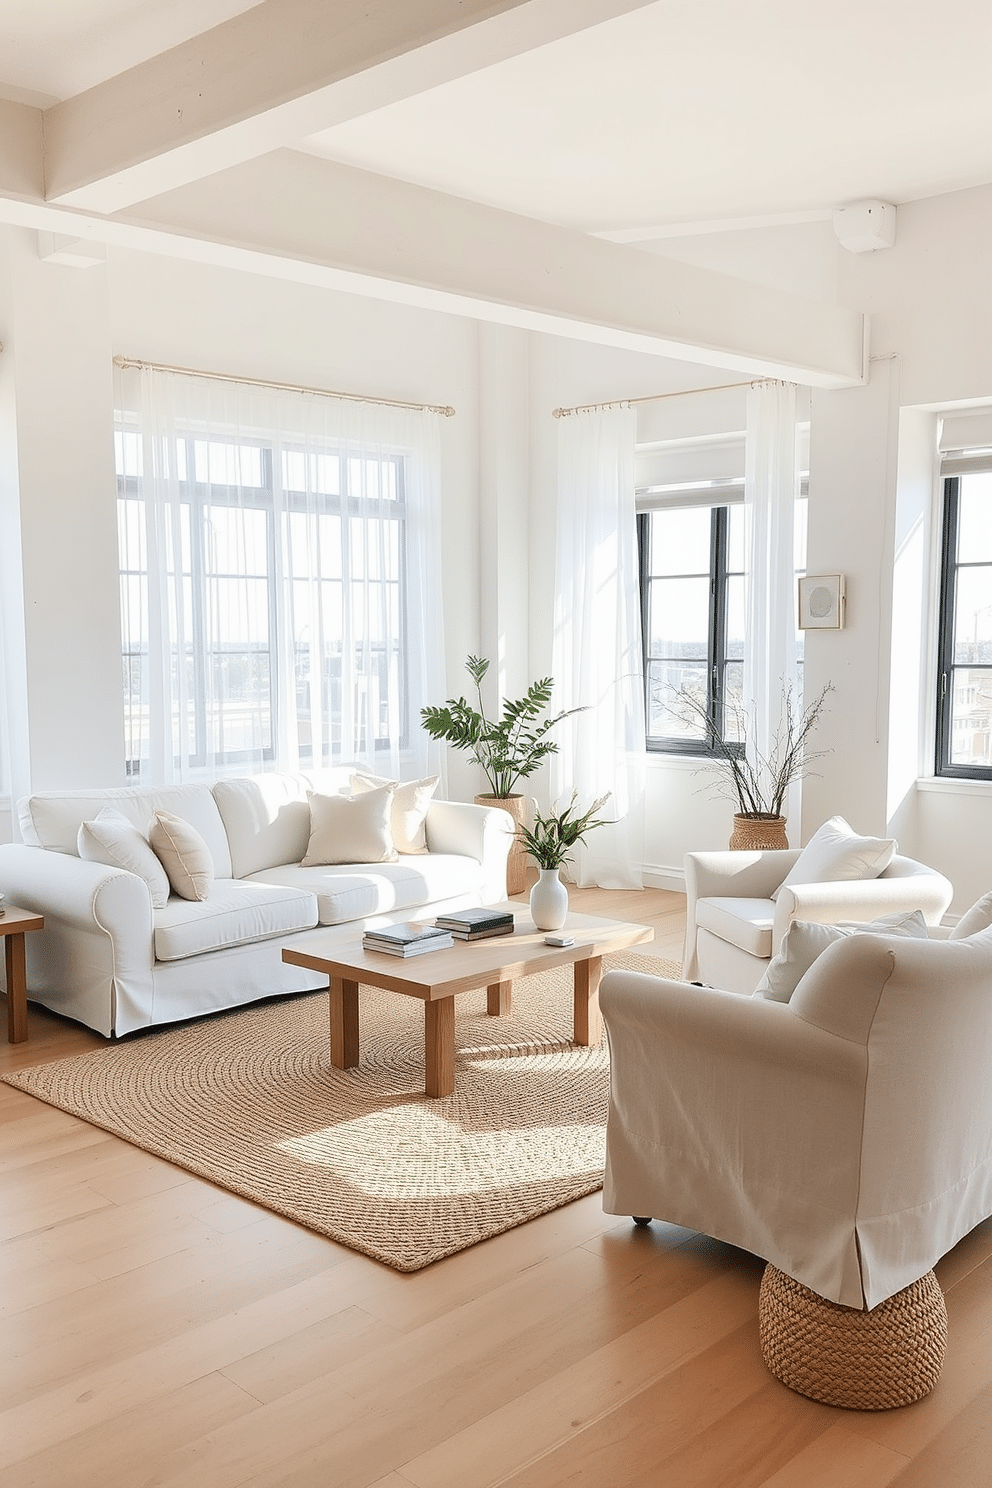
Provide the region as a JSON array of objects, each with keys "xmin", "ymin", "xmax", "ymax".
[{"xmin": 642, "ymin": 863, "xmax": 686, "ymax": 894}]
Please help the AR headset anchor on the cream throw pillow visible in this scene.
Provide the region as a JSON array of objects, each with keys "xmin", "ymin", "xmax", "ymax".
[
  {"xmin": 302, "ymin": 785, "xmax": 398, "ymax": 866},
  {"xmin": 350, "ymin": 772, "xmax": 438, "ymax": 854},
  {"xmin": 949, "ymin": 891, "xmax": 992, "ymax": 939},
  {"xmin": 77, "ymin": 807, "xmax": 172, "ymax": 908},
  {"xmin": 149, "ymin": 809, "xmax": 215, "ymax": 901},
  {"xmin": 754, "ymin": 909, "xmax": 929, "ymax": 1003},
  {"xmin": 772, "ymin": 815, "xmax": 896, "ymax": 901}
]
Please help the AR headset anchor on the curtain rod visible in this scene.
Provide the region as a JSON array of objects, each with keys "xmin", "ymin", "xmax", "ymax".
[
  {"xmin": 552, "ymin": 379, "xmax": 759, "ymax": 418},
  {"xmin": 113, "ymin": 357, "xmax": 456, "ymax": 417}
]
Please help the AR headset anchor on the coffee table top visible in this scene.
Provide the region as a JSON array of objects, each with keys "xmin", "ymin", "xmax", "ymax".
[
  {"xmin": 282, "ymin": 905, "xmax": 653, "ymax": 1002},
  {"xmin": 0, "ymin": 904, "xmax": 44, "ymax": 936}
]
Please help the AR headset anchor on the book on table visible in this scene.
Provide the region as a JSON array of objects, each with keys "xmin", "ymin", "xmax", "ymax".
[
  {"xmin": 362, "ymin": 921, "xmax": 454, "ymax": 956},
  {"xmin": 433, "ymin": 908, "xmax": 515, "ymax": 939}
]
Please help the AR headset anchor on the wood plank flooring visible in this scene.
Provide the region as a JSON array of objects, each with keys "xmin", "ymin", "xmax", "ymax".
[{"xmin": 2, "ymin": 884, "xmax": 991, "ymax": 1487}]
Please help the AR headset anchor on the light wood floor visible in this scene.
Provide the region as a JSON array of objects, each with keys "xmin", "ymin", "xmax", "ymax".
[{"xmin": 2, "ymin": 885, "xmax": 991, "ymax": 1488}]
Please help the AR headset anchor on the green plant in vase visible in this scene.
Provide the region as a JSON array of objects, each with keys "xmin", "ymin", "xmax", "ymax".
[{"xmin": 516, "ymin": 792, "xmax": 611, "ymax": 930}]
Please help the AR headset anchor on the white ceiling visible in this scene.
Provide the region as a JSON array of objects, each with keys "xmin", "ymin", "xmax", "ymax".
[{"xmin": 3, "ymin": 0, "xmax": 992, "ymax": 237}]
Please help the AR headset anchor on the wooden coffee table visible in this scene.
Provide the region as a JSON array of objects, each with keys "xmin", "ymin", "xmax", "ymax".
[
  {"xmin": 282, "ymin": 906, "xmax": 652, "ymax": 1097},
  {"xmin": 1, "ymin": 904, "xmax": 45, "ymax": 1044}
]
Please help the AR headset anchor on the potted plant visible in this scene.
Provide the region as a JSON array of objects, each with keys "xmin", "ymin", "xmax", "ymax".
[
  {"xmin": 421, "ymin": 656, "xmax": 584, "ymax": 892},
  {"xmin": 515, "ymin": 792, "xmax": 612, "ymax": 929},
  {"xmin": 673, "ymin": 682, "xmax": 833, "ymax": 849}
]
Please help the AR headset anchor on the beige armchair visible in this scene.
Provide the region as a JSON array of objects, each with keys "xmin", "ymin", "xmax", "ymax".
[
  {"xmin": 601, "ymin": 914, "xmax": 992, "ymax": 1309},
  {"xmin": 684, "ymin": 845, "xmax": 953, "ymax": 994}
]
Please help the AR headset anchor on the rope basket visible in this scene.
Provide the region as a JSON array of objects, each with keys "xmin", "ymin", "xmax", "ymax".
[
  {"xmin": 729, "ymin": 814, "xmax": 789, "ymax": 851},
  {"xmin": 758, "ymin": 1265, "xmax": 947, "ymax": 1410}
]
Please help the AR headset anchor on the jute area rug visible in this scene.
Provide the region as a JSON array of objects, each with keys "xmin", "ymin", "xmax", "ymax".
[{"xmin": 3, "ymin": 951, "xmax": 678, "ymax": 1272}]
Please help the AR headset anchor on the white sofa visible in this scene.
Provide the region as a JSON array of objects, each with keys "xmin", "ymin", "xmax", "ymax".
[{"xmin": 0, "ymin": 769, "xmax": 512, "ymax": 1038}]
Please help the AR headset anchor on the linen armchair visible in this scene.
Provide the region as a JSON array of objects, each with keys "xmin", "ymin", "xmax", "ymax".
[
  {"xmin": 684, "ymin": 845, "xmax": 953, "ymax": 994},
  {"xmin": 601, "ymin": 917, "xmax": 992, "ymax": 1309}
]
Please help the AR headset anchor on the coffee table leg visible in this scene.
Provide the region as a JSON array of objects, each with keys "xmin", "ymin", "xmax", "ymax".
[
  {"xmin": 425, "ymin": 997, "xmax": 455, "ymax": 1097},
  {"xmin": 5, "ymin": 934, "xmax": 28, "ymax": 1044},
  {"xmin": 487, "ymin": 980, "xmax": 512, "ymax": 1016},
  {"xmin": 329, "ymin": 976, "xmax": 360, "ymax": 1069},
  {"xmin": 573, "ymin": 956, "xmax": 603, "ymax": 1046}
]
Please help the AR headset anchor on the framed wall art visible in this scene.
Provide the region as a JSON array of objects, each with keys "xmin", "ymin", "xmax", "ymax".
[{"xmin": 799, "ymin": 574, "xmax": 845, "ymax": 630}]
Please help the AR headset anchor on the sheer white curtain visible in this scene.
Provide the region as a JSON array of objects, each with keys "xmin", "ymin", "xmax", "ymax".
[
  {"xmin": 743, "ymin": 379, "xmax": 802, "ymax": 819},
  {"xmin": 114, "ymin": 364, "xmax": 444, "ymax": 785},
  {"xmin": 551, "ymin": 405, "xmax": 645, "ymax": 888}
]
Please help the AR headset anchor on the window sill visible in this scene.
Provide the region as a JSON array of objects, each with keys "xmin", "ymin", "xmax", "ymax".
[{"xmin": 917, "ymin": 776, "xmax": 992, "ymax": 797}]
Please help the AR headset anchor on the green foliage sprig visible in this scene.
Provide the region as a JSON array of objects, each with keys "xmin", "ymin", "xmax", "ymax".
[
  {"xmin": 515, "ymin": 792, "xmax": 612, "ymax": 870},
  {"xmin": 420, "ymin": 655, "xmax": 585, "ymax": 799}
]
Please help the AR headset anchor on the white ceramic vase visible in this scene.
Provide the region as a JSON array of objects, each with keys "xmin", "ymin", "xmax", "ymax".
[{"xmin": 530, "ymin": 867, "xmax": 568, "ymax": 931}]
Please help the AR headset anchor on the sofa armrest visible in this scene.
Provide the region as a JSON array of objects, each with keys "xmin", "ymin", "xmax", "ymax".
[
  {"xmin": 424, "ymin": 799, "xmax": 513, "ymax": 902},
  {"xmin": 0, "ymin": 843, "xmax": 153, "ymax": 940}
]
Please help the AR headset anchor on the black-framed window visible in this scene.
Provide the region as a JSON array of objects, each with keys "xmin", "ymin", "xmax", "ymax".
[
  {"xmin": 639, "ymin": 503, "xmax": 745, "ymax": 752},
  {"xmin": 936, "ymin": 469, "xmax": 992, "ymax": 778}
]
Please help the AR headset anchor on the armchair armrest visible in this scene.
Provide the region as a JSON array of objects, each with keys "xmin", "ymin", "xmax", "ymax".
[
  {"xmin": 773, "ymin": 872, "xmax": 954, "ymax": 949},
  {"xmin": 683, "ymin": 847, "xmax": 801, "ymax": 978}
]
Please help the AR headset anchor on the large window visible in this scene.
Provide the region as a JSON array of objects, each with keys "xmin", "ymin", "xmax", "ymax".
[
  {"xmin": 114, "ymin": 363, "xmax": 442, "ymax": 784},
  {"xmin": 936, "ymin": 467, "xmax": 992, "ymax": 777},
  {"xmin": 639, "ymin": 504, "xmax": 745, "ymax": 752}
]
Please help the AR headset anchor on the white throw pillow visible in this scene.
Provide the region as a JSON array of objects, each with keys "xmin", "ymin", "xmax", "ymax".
[
  {"xmin": 754, "ymin": 909, "xmax": 929, "ymax": 1003},
  {"xmin": 77, "ymin": 807, "xmax": 172, "ymax": 909},
  {"xmin": 350, "ymin": 772, "xmax": 438, "ymax": 854},
  {"xmin": 772, "ymin": 815, "xmax": 896, "ymax": 901},
  {"xmin": 149, "ymin": 809, "xmax": 215, "ymax": 901},
  {"xmin": 302, "ymin": 785, "xmax": 398, "ymax": 866},
  {"xmin": 949, "ymin": 891, "xmax": 992, "ymax": 940}
]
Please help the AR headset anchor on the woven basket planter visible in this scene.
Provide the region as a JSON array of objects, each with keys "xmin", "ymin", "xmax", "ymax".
[
  {"xmin": 729, "ymin": 813, "xmax": 789, "ymax": 851},
  {"xmin": 759, "ymin": 1264, "xmax": 947, "ymax": 1410},
  {"xmin": 476, "ymin": 793, "xmax": 529, "ymax": 896}
]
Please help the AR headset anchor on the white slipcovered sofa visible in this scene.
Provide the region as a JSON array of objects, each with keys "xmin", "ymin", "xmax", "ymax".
[{"xmin": 0, "ymin": 769, "xmax": 512, "ymax": 1038}]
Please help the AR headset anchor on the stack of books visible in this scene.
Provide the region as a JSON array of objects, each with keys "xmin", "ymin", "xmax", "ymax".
[
  {"xmin": 433, "ymin": 908, "xmax": 515, "ymax": 941},
  {"xmin": 362, "ymin": 921, "xmax": 454, "ymax": 957}
]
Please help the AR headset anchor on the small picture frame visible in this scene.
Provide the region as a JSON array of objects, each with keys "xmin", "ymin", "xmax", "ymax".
[{"xmin": 799, "ymin": 574, "xmax": 845, "ymax": 630}]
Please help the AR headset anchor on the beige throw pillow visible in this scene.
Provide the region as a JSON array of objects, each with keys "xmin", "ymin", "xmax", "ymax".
[
  {"xmin": 754, "ymin": 909, "xmax": 929, "ymax": 1003},
  {"xmin": 949, "ymin": 891, "xmax": 992, "ymax": 939},
  {"xmin": 350, "ymin": 772, "xmax": 438, "ymax": 854},
  {"xmin": 302, "ymin": 786, "xmax": 398, "ymax": 866},
  {"xmin": 772, "ymin": 815, "xmax": 897, "ymax": 902},
  {"xmin": 77, "ymin": 807, "xmax": 172, "ymax": 908},
  {"xmin": 149, "ymin": 809, "xmax": 215, "ymax": 901}
]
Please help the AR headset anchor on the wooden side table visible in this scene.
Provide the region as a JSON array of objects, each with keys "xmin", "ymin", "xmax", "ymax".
[{"xmin": 1, "ymin": 905, "xmax": 44, "ymax": 1044}]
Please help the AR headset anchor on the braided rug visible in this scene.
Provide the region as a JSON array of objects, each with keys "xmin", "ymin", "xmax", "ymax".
[{"xmin": 3, "ymin": 950, "xmax": 677, "ymax": 1271}]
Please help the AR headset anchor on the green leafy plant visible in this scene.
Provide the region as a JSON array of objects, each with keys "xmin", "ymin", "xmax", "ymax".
[
  {"xmin": 673, "ymin": 681, "xmax": 833, "ymax": 819},
  {"xmin": 420, "ymin": 655, "xmax": 584, "ymax": 798},
  {"xmin": 515, "ymin": 792, "xmax": 612, "ymax": 870}
]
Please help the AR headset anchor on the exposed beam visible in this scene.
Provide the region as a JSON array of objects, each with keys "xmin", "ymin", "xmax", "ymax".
[
  {"xmin": 44, "ymin": 0, "xmax": 658, "ymax": 214},
  {"xmin": 124, "ymin": 153, "xmax": 866, "ymax": 387}
]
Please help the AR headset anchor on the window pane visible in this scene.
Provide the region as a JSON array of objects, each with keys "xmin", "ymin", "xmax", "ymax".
[
  {"xmin": 649, "ymin": 508, "xmax": 710, "ymax": 575},
  {"xmin": 727, "ymin": 504, "xmax": 745, "ymax": 573},
  {"xmin": 958, "ymin": 473, "xmax": 992, "ymax": 563},
  {"xmin": 953, "ymin": 565, "xmax": 992, "ymax": 663},
  {"xmin": 647, "ymin": 576, "xmax": 709, "ymax": 659},
  {"xmin": 722, "ymin": 661, "xmax": 745, "ymax": 743},
  {"xmin": 948, "ymin": 668, "xmax": 992, "ymax": 766},
  {"xmin": 726, "ymin": 575, "xmax": 745, "ymax": 661},
  {"xmin": 646, "ymin": 661, "xmax": 708, "ymax": 740}
]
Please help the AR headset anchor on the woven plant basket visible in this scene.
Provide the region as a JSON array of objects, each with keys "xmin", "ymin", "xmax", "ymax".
[
  {"xmin": 758, "ymin": 1264, "xmax": 947, "ymax": 1410},
  {"xmin": 476, "ymin": 793, "xmax": 529, "ymax": 896},
  {"xmin": 729, "ymin": 813, "xmax": 789, "ymax": 851}
]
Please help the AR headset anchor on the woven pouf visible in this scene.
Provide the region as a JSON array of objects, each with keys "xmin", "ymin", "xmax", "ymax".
[{"xmin": 758, "ymin": 1264, "xmax": 947, "ymax": 1410}]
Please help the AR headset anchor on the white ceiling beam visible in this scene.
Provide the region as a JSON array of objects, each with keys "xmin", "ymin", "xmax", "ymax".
[
  {"xmin": 123, "ymin": 153, "xmax": 866, "ymax": 387},
  {"xmin": 44, "ymin": 0, "xmax": 659, "ymax": 214}
]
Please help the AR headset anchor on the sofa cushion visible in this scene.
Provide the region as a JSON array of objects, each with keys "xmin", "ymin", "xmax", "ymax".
[
  {"xmin": 351, "ymin": 772, "xmax": 439, "ymax": 854},
  {"xmin": 150, "ymin": 811, "xmax": 216, "ymax": 901},
  {"xmin": 248, "ymin": 853, "xmax": 484, "ymax": 925},
  {"xmin": 212, "ymin": 772, "xmax": 314, "ymax": 878},
  {"xmin": 153, "ymin": 880, "xmax": 319, "ymax": 962},
  {"xmin": 754, "ymin": 910, "xmax": 929, "ymax": 1003},
  {"xmin": 19, "ymin": 783, "xmax": 233, "ymax": 876},
  {"xmin": 772, "ymin": 815, "xmax": 896, "ymax": 901},
  {"xmin": 77, "ymin": 807, "xmax": 172, "ymax": 909},
  {"xmin": 302, "ymin": 786, "xmax": 398, "ymax": 866},
  {"xmin": 949, "ymin": 891, "xmax": 992, "ymax": 940},
  {"xmin": 695, "ymin": 897, "xmax": 776, "ymax": 959}
]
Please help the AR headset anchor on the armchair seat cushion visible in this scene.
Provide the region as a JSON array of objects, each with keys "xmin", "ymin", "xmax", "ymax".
[{"xmin": 695, "ymin": 897, "xmax": 776, "ymax": 959}]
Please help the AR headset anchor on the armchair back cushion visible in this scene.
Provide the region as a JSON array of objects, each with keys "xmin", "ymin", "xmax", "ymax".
[{"xmin": 771, "ymin": 815, "xmax": 896, "ymax": 900}]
